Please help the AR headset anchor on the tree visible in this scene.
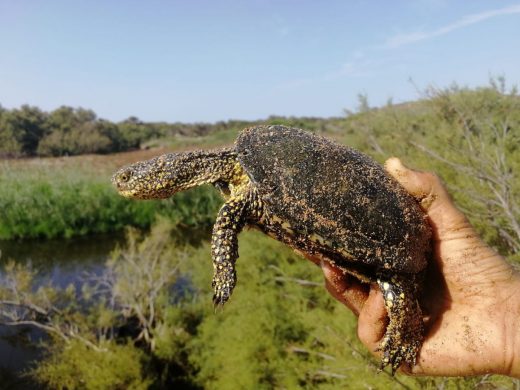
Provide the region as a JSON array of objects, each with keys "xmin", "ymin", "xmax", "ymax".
[
  {"xmin": 117, "ymin": 116, "xmax": 161, "ymax": 150},
  {"xmin": 37, "ymin": 106, "xmax": 113, "ymax": 156},
  {"xmin": 0, "ymin": 105, "xmax": 47, "ymax": 156}
]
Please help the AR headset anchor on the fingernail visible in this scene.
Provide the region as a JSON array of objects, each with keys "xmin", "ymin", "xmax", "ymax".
[{"xmin": 385, "ymin": 157, "xmax": 404, "ymax": 170}]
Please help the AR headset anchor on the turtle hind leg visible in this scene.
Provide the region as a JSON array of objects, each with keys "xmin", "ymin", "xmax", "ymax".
[{"xmin": 376, "ymin": 272, "xmax": 424, "ymax": 374}]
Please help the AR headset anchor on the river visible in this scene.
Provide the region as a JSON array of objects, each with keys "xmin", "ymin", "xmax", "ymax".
[{"xmin": 0, "ymin": 233, "xmax": 124, "ymax": 381}]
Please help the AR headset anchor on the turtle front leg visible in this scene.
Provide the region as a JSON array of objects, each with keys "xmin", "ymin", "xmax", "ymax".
[
  {"xmin": 211, "ymin": 192, "xmax": 250, "ymax": 306},
  {"xmin": 376, "ymin": 272, "xmax": 424, "ymax": 374}
]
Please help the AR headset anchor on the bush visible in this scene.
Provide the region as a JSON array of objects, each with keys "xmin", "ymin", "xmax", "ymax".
[
  {"xmin": 0, "ymin": 164, "xmax": 221, "ymax": 240},
  {"xmin": 33, "ymin": 340, "xmax": 152, "ymax": 390}
]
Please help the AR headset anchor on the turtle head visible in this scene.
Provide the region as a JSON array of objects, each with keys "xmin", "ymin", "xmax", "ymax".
[
  {"xmin": 112, "ymin": 149, "xmax": 238, "ymax": 199},
  {"xmin": 112, "ymin": 154, "xmax": 180, "ymax": 199}
]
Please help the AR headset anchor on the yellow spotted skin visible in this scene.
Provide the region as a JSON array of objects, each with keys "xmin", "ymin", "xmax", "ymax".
[
  {"xmin": 112, "ymin": 148, "xmax": 264, "ymax": 306},
  {"xmin": 210, "ymin": 185, "xmax": 262, "ymax": 305},
  {"xmin": 112, "ymin": 149, "xmax": 239, "ymax": 200},
  {"xmin": 112, "ymin": 125, "xmax": 431, "ymax": 374},
  {"xmin": 377, "ymin": 273, "xmax": 423, "ymax": 374}
]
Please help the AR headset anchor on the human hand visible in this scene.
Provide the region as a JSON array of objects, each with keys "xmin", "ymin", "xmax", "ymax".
[{"xmin": 321, "ymin": 158, "xmax": 520, "ymax": 377}]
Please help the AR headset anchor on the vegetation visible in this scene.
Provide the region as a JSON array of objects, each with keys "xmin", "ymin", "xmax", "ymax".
[
  {"xmin": 0, "ymin": 102, "xmax": 337, "ymax": 158},
  {"xmin": 2, "ymin": 81, "xmax": 518, "ymax": 261},
  {"xmin": 0, "ymin": 81, "xmax": 519, "ymax": 387},
  {"xmin": 0, "ymin": 152, "xmax": 221, "ymax": 240},
  {"xmin": 0, "ymin": 103, "xmax": 237, "ymax": 157},
  {"xmin": 1, "ymin": 221, "xmax": 518, "ymax": 389}
]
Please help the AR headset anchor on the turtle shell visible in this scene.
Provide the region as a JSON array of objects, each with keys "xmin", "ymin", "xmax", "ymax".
[{"xmin": 236, "ymin": 125, "xmax": 430, "ymax": 274}]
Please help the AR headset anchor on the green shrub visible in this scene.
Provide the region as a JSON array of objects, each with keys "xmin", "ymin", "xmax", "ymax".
[
  {"xmin": 0, "ymin": 165, "xmax": 220, "ymax": 239},
  {"xmin": 33, "ymin": 340, "xmax": 152, "ymax": 390}
]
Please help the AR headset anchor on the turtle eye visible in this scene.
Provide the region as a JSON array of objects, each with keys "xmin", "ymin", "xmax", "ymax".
[{"xmin": 120, "ymin": 171, "xmax": 131, "ymax": 182}]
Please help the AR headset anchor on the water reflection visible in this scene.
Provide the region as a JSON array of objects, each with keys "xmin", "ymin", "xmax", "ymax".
[
  {"xmin": 0, "ymin": 227, "xmax": 209, "ymax": 384},
  {"xmin": 0, "ymin": 233, "xmax": 124, "ymax": 383},
  {"xmin": 0, "ymin": 233, "xmax": 126, "ymax": 284}
]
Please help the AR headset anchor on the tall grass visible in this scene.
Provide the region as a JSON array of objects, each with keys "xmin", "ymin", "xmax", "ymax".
[{"xmin": 0, "ymin": 162, "xmax": 221, "ymax": 240}]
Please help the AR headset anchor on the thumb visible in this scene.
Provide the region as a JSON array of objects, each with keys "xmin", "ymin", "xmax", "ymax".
[{"xmin": 384, "ymin": 157, "xmax": 471, "ymax": 242}]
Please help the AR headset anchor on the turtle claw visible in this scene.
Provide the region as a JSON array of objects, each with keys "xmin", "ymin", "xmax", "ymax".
[
  {"xmin": 378, "ymin": 333, "xmax": 421, "ymax": 375},
  {"xmin": 212, "ymin": 286, "xmax": 231, "ymax": 307},
  {"xmin": 212, "ymin": 274, "xmax": 235, "ymax": 308}
]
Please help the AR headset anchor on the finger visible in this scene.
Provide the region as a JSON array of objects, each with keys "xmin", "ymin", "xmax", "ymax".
[
  {"xmin": 384, "ymin": 157, "xmax": 450, "ymax": 211},
  {"xmin": 383, "ymin": 157, "xmax": 501, "ymax": 292},
  {"xmin": 322, "ymin": 261, "xmax": 369, "ymax": 315},
  {"xmin": 384, "ymin": 157, "xmax": 472, "ymax": 241},
  {"xmin": 357, "ymin": 285, "xmax": 387, "ymax": 351}
]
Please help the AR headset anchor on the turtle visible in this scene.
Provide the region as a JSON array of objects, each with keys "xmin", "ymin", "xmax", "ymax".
[{"xmin": 112, "ymin": 125, "xmax": 431, "ymax": 373}]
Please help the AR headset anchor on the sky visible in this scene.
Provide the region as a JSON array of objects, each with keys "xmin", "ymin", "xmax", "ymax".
[{"xmin": 1, "ymin": 0, "xmax": 519, "ymax": 122}]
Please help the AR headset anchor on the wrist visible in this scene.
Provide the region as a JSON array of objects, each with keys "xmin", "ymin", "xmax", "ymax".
[{"xmin": 503, "ymin": 271, "xmax": 520, "ymax": 378}]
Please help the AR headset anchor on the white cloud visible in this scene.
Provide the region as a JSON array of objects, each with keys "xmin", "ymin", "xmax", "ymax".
[
  {"xmin": 385, "ymin": 4, "xmax": 520, "ymax": 48},
  {"xmin": 275, "ymin": 4, "xmax": 520, "ymax": 91}
]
